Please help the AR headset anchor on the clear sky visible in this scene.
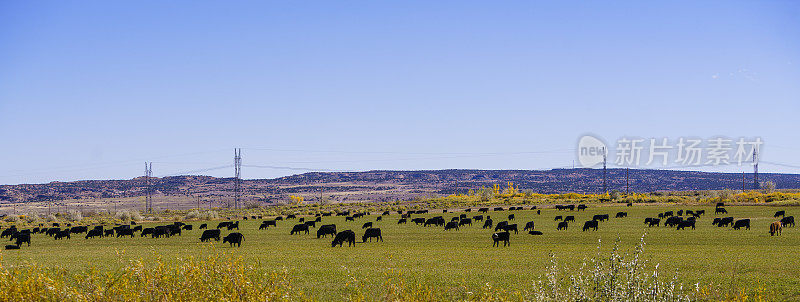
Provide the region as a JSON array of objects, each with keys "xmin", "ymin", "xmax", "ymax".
[{"xmin": 1, "ymin": 1, "xmax": 799, "ymax": 185}]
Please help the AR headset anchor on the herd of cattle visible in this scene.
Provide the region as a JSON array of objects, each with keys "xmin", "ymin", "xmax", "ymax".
[{"xmin": 0, "ymin": 203, "xmax": 794, "ymax": 250}]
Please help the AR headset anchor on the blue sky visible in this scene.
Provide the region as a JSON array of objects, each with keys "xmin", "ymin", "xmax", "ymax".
[{"xmin": 1, "ymin": 1, "xmax": 799, "ymax": 184}]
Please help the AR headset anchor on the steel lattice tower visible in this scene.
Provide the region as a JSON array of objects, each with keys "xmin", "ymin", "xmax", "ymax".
[{"xmin": 145, "ymin": 162, "xmax": 153, "ymax": 213}]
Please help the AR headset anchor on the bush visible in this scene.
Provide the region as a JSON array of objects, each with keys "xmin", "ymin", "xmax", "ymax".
[{"xmin": 66, "ymin": 210, "xmax": 83, "ymax": 222}]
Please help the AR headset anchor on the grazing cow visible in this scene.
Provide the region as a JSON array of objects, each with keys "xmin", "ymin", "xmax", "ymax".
[
  {"xmin": 663, "ymin": 211, "xmax": 674, "ymax": 218},
  {"xmin": 13, "ymin": 233, "xmax": 31, "ymax": 247},
  {"xmin": 492, "ymin": 232, "xmax": 510, "ymax": 247},
  {"xmin": 1, "ymin": 228, "xmax": 15, "ymax": 238},
  {"xmin": 712, "ymin": 218, "xmax": 721, "ymax": 226},
  {"xmin": 443, "ymin": 209, "xmax": 448, "ymax": 213},
  {"xmin": 677, "ymin": 210, "xmax": 683, "ymax": 216},
  {"xmin": 275, "ymin": 216, "xmax": 284, "ymax": 221},
  {"xmin": 780, "ymin": 216, "xmax": 794, "ymax": 227},
  {"xmin": 716, "ymin": 202, "xmax": 725, "ymax": 208},
  {"xmin": 482, "ymin": 219, "xmax": 494, "ymax": 229},
  {"xmin": 664, "ymin": 216, "xmax": 683, "ymax": 227},
  {"xmin": 182, "ymin": 224, "xmax": 193, "ymax": 230},
  {"xmin": 473, "ymin": 215, "xmax": 484, "ymax": 221},
  {"xmin": 523, "ymin": 221, "xmax": 535, "ymax": 231},
  {"xmin": 346, "ymin": 216, "xmax": 355, "ymax": 222},
  {"xmin": 290, "ymin": 224, "xmax": 310, "ymax": 235},
  {"xmin": 141, "ymin": 228, "xmax": 154, "ymax": 237},
  {"xmin": 577, "ymin": 204, "xmax": 587, "ymax": 211},
  {"xmin": 362, "ymin": 222, "xmax": 373, "ymax": 229},
  {"xmin": 304, "ymin": 221, "xmax": 317, "ymax": 228},
  {"xmin": 554, "ymin": 216, "xmax": 563, "ymax": 221},
  {"xmin": 494, "ymin": 207, "xmax": 504, "ymax": 211},
  {"xmin": 775, "ymin": 211, "xmax": 786, "ymax": 218},
  {"xmin": 508, "ymin": 214, "xmax": 515, "ymax": 221},
  {"xmin": 564, "ymin": 216, "xmax": 575, "ymax": 223},
  {"xmin": 116, "ymin": 228, "xmax": 134, "ymax": 238},
  {"xmin": 715, "ymin": 207, "xmax": 728, "ymax": 214},
  {"xmin": 5, "ymin": 245, "xmax": 20, "ymax": 250},
  {"xmin": 686, "ymin": 210, "xmax": 695, "ymax": 216},
  {"xmin": 626, "ymin": 202, "xmax": 633, "ymax": 207},
  {"xmin": 260, "ymin": 220, "xmax": 277, "ymax": 230},
  {"xmin": 465, "ymin": 208, "xmax": 472, "ymax": 212},
  {"xmin": 412, "ymin": 218, "xmax": 426, "ymax": 225},
  {"xmin": 495, "ymin": 221, "xmax": 509, "ymax": 231},
  {"xmin": 362, "ymin": 228, "xmax": 383, "ymax": 242},
  {"xmin": 717, "ymin": 217, "xmax": 735, "ymax": 227},
  {"xmin": 332, "ymin": 230, "xmax": 356, "ymax": 247},
  {"xmin": 217, "ymin": 222, "xmax": 231, "ymax": 229},
  {"xmin": 227, "ymin": 221, "xmax": 240, "ymax": 230},
  {"xmin": 696, "ymin": 210, "xmax": 705, "ymax": 216},
  {"xmin": 55, "ymin": 230, "xmax": 71, "ymax": 240},
  {"xmin": 658, "ymin": 213, "xmax": 664, "ymax": 219},
  {"xmin": 733, "ymin": 219, "xmax": 751, "ymax": 230},
  {"xmin": 478, "ymin": 208, "xmax": 489, "ymax": 213},
  {"xmin": 70, "ymin": 226, "xmax": 88, "ymax": 234},
  {"xmin": 382, "ymin": 211, "xmax": 390, "ymax": 216},
  {"xmin": 459, "ymin": 214, "xmax": 467, "ymax": 219},
  {"xmin": 557, "ymin": 221, "xmax": 568, "ymax": 230},
  {"xmin": 376, "ymin": 216, "xmax": 382, "ymax": 221},
  {"xmin": 199, "ymin": 229, "xmax": 221, "ymax": 242},
  {"xmin": 315, "ymin": 217, "xmax": 322, "ymax": 222},
  {"xmin": 397, "ymin": 218, "xmax": 407, "ymax": 224},
  {"xmin": 317, "ymin": 224, "xmax": 337, "ymax": 238},
  {"xmin": 582, "ymin": 220, "xmax": 598, "ymax": 231},
  {"xmin": 615, "ymin": 212, "xmax": 628, "ymax": 218},
  {"xmin": 528, "ymin": 230, "xmax": 543, "ymax": 235},
  {"xmin": 770, "ymin": 221, "xmax": 783, "ymax": 236},
  {"xmin": 46, "ymin": 228, "xmax": 60, "ymax": 237},
  {"xmin": 223, "ymin": 232, "xmax": 244, "ymax": 247},
  {"xmin": 648, "ymin": 218, "xmax": 660, "ymax": 227},
  {"xmin": 299, "ymin": 218, "xmax": 305, "ymax": 223},
  {"xmin": 133, "ymin": 225, "xmax": 143, "ymax": 232},
  {"xmin": 104, "ymin": 229, "xmax": 114, "ymax": 237},
  {"xmin": 592, "ymin": 214, "xmax": 609, "ymax": 222},
  {"xmin": 287, "ymin": 214, "xmax": 297, "ymax": 219},
  {"xmin": 459, "ymin": 218, "xmax": 472, "ymax": 226},
  {"xmin": 444, "ymin": 221, "xmax": 459, "ymax": 231},
  {"xmin": 537, "ymin": 210, "xmax": 541, "ymax": 215},
  {"xmin": 676, "ymin": 220, "xmax": 695, "ymax": 230},
  {"xmin": 503, "ymin": 224, "xmax": 518, "ymax": 234},
  {"xmin": 85, "ymin": 229, "xmax": 103, "ymax": 239},
  {"xmin": 451, "ymin": 217, "xmax": 460, "ymax": 222},
  {"xmin": 567, "ymin": 205, "xmax": 576, "ymax": 211}
]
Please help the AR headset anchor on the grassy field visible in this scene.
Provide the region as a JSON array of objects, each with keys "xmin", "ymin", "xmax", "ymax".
[{"xmin": 2, "ymin": 204, "xmax": 798, "ymax": 300}]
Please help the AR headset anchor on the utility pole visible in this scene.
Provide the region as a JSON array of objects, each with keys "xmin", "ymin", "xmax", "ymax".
[
  {"xmin": 602, "ymin": 153, "xmax": 607, "ymax": 193},
  {"xmin": 234, "ymin": 148, "xmax": 242, "ymax": 209},
  {"xmin": 145, "ymin": 162, "xmax": 153, "ymax": 213},
  {"xmin": 753, "ymin": 148, "xmax": 759, "ymax": 190}
]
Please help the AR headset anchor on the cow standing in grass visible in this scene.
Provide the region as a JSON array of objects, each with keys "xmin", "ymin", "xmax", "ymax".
[
  {"xmin": 492, "ymin": 232, "xmax": 510, "ymax": 247},
  {"xmin": 223, "ymin": 232, "xmax": 244, "ymax": 247},
  {"xmin": 332, "ymin": 230, "xmax": 356, "ymax": 247},
  {"xmin": 770, "ymin": 221, "xmax": 783, "ymax": 236}
]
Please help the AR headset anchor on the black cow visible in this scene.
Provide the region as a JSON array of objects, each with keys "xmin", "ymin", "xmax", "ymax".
[
  {"xmin": 287, "ymin": 214, "xmax": 297, "ymax": 219},
  {"xmin": 444, "ymin": 221, "xmax": 459, "ymax": 231},
  {"xmin": 781, "ymin": 216, "xmax": 795, "ymax": 227},
  {"xmin": 775, "ymin": 211, "xmax": 786, "ymax": 218},
  {"xmin": 332, "ymin": 230, "xmax": 356, "ymax": 247},
  {"xmin": 376, "ymin": 216, "xmax": 382, "ymax": 221},
  {"xmin": 676, "ymin": 220, "xmax": 695, "ymax": 230},
  {"xmin": 478, "ymin": 208, "xmax": 489, "ymax": 213},
  {"xmin": 55, "ymin": 230, "xmax": 71, "ymax": 240},
  {"xmin": 223, "ymin": 232, "xmax": 244, "ymax": 247},
  {"xmin": 582, "ymin": 220, "xmax": 598, "ymax": 231},
  {"xmin": 503, "ymin": 224, "xmax": 518, "ymax": 234},
  {"xmin": 528, "ymin": 230, "xmax": 543, "ymax": 235},
  {"xmin": 677, "ymin": 210, "xmax": 683, "ymax": 216},
  {"xmin": 362, "ymin": 228, "xmax": 383, "ymax": 242},
  {"xmin": 260, "ymin": 220, "xmax": 277, "ymax": 230},
  {"xmin": 304, "ymin": 221, "xmax": 317, "ymax": 228},
  {"xmin": 508, "ymin": 214, "xmax": 515, "ymax": 221},
  {"xmin": 592, "ymin": 214, "xmax": 609, "ymax": 222},
  {"xmin": 5, "ymin": 244, "xmax": 20, "ymax": 250},
  {"xmin": 733, "ymin": 219, "xmax": 751, "ymax": 230},
  {"xmin": 182, "ymin": 224, "xmax": 193, "ymax": 230},
  {"xmin": 523, "ymin": 221, "xmax": 535, "ymax": 231},
  {"xmin": 577, "ymin": 204, "xmax": 587, "ymax": 211},
  {"xmin": 46, "ymin": 228, "xmax": 60, "ymax": 237},
  {"xmin": 564, "ymin": 216, "xmax": 575, "ymax": 223},
  {"xmin": 495, "ymin": 221, "xmax": 509, "ymax": 231},
  {"xmin": 473, "ymin": 215, "xmax": 484, "ymax": 221},
  {"xmin": 317, "ymin": 224, "xmax": 337, "ymax": 238},
  {"xmin": 717, "ymin": 217, "xmax": 735, "ymax": 227},
  {"xmin": 133, "ymin": 225, "xmax": 143, "ymax": 232},
  {"xmin": 1, "ymin": 228, "xmax": 15, "ymax": 238},
  {"xmin": 557, "ymin": 221, "xmax": 568, "ymax": 230},
  {"xmin": 217, "ymin": 222, "xmax": 231, "ymax": 229},
  {"xmin": 626, "ymin": 202, "xmax": 633, "ymax": 207},
  {"xmin": 199, "ymin": 229, "xmax": 221, "ymax": 242},
  {"xmin": 227, "ymin": 221, "xmax": 240, "ymax": 230},
  {"xmin": 70, "ymin": 226, "xmax": 88, "ymax": 234},
  {"xmin": 85, "ymin": 228, "xmax": 103, "ymax": 239},
  {"xmin": 13, "ymin": 233, "xmax": 31, "ymax": 247},
  {"xmin": 554, "ymin": 216, "xmax": 563, "ymax": 221},
  {"xmin": 459, "ymin": 218, "xmax": 472, "ymax": 226},
  {"xmin": 494, "ymin": 207, "xmax": 504, "ymax": 211},
  {"xmin": 664, "ymin": 216, "xmax": 683, "ymax": 227},
  {"xmin": 104, "ymin": 229, "xmax": 114, "ymax": 237},
  {"xmin": 412, "ymin": 218, "xmax": 425, "ymax": 225},
  {"xmin": 346, "ymin": 216, "xmax": 355, "ymax": 222},
  {"xmin": 615, "ymin": 212, "xmax": 627, "ymax": 218},
  {"xmin": 715, "ymin": 207, "xmax": 728, "ymax": 214},
  {"xmin": 116, "ymin": 228, "xmax": 134, "ymax": 238},
  {"xmin": 397, "ymin": 218, "xmax": 407, "ymax": 224},
  {"xmin": 361, "ymin": 222, "xmax": 373, "ymax": 229},
  {"xmin": 492, "ymin": 232, "xmax": 510, "ymax": 247},
  {"xmin": 291, "ymin": 224, "xmax": 309, "ymax": 235},
  {"xmin": 141, "ymin": 228, "xmax": 154, "ymax": 237},
  {"xmin": 716, "ymin": 202, "xmax": 725, "ymax": 207},
  {"xmin": 450, "ymin": 217, "xmax": 460, "ymax": 222},
  {"xmin": 483, "ymin": 219, "xmax": 494, "ymax": 229},
  {"xmin": 648, "ymin": 218, "xmax": 660, "ymax": 227},
  {"xmin": 664, "ymin": 211, "xmax": 674, "ymax": 218}
]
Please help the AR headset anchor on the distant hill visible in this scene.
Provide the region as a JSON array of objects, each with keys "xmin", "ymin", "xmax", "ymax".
[{"xmin": 1, "ymin": 169, "xmax": 797, "ymax": 204}]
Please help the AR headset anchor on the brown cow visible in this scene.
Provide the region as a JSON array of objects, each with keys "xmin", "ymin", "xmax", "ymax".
[{"xmin": 770, "ymin": 221, "xmax": 782, "ymax": 236}]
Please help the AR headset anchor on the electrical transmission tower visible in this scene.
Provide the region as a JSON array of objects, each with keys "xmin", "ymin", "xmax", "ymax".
[
  {"xmin": 144, "ymin": 162, "xmax": 153, "ymax": 213},
  {"xmin": 753, "ymin": 148, "xmax": 759, "ymax": 190},
  {"xmin": 234, "ymin": 148, "xmax": 242, "ymax": 209}
]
